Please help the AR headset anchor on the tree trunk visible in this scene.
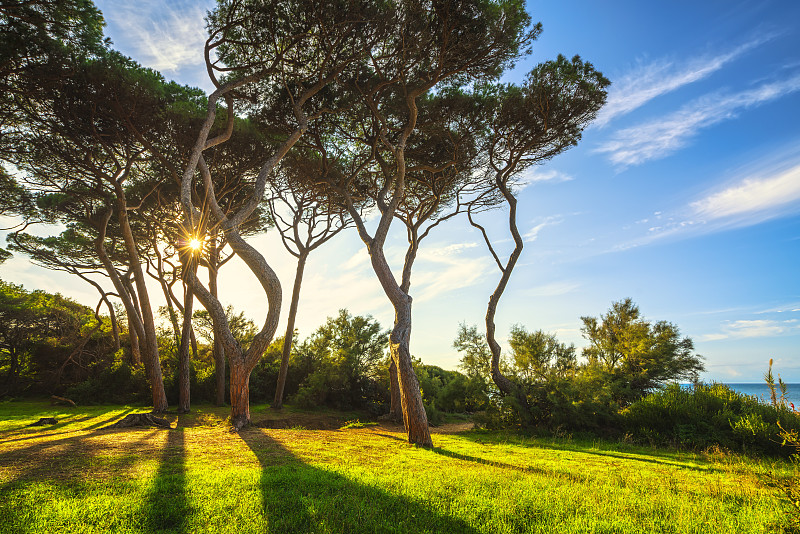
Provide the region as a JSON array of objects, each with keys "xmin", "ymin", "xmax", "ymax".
[
  {"xmin": 229, "ymin": 361, "xmax": 251, "ymax": 430},
  {"xmin": 390, "ymin": 299, "xmax": 432, "ymax": 447},
  {"xmin": 477, "ymin": 182, "xmax": 531, "ymax": 422},
  {"xmin": 178, "ymin": 278, "xmax": 195, "ymax": 413},
  {"xmin": 114, "ymin": 199, "xmax": 168, "ymax": 413},
  {"xmin": 273, "ymin": 251, "xmax": 307, "ymax": 409},
  {"xmin": 208, "ymin": 256, "xmax": 226, "ymax": 406},
  {"xmin": 128, "ymin": 316, "xmax": 141, "ymax": 365},
  {"xmin": 388, "ymin": 359, "xmax": 402, "ymax": 421}
]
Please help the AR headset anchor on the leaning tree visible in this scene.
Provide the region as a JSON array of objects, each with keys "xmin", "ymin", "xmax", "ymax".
[
  {"xmin": 2, "ymin": 47, "xmax": 229, "ymax": 411},
  {"xmin": 179, "ymin": 0, "xmax": 389, "ymax": 429},
  {"xmin": 304, "ymin": 0, "xmax": 538, "ymax": 446},
  {"xmin": 266, "ymin": 152, "xmax": 354, "ymax": 409},
  {"xmin": 465, "ymin": 56, "xmax": 609, "ymax": 419}
]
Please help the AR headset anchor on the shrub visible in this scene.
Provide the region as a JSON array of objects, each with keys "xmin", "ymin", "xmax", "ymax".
[
  {"xmin": 65, "ymin": 352, "xmax": 150, "ymax": 405},
  {"xmin": 621, "ymin": 383, "xmax": 800, "ymax": 456}
]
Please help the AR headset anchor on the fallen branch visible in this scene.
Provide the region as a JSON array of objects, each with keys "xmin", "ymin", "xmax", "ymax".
[{"xmin": 50, "ymin": 395, "xmax": 77, "ymax": 407}]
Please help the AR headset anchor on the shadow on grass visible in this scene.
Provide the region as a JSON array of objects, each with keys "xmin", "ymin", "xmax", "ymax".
[
  {"xmin": 0, "ymin": 429, "xmax": 158, "ymax": 534},
  {"xmin": 0, "ymin": 407, "xmax": 138, "ymax": 445},
  {"xmin": 239, "ymin": 428, "xmax": 480, "ymax": 533},
  {"xmin": 455, "ymin": 431, "xmax": 723, "ymax": 474},
  {"xmin": 82, "ymin": 407, "xmax": 137, "ymax": 431},
  {"xmin": 141, "ymin": 425, "xmax": 188, "ymax": 533},
  {"xmin": 429, "ymin": 446, "xmax": 586, "ymax": 483}
]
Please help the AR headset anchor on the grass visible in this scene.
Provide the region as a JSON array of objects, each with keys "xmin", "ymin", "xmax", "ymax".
[{"xmin": 0, "ymin": 399, "xmax": 795, "ymax": 533}]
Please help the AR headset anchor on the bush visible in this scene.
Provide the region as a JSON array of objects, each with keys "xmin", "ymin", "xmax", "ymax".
[
  {"xmin": 621, "ymin": 383, "xmax": 800, "ymax": 456},
  {"xmin": 65, "ymin": 352, "xmax": 150, "ymax": 405}
]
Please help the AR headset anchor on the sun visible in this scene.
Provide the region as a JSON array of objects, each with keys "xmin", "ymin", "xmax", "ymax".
[{"xmin": 189, "ymin": 238, "xmax": 202, "ymax": 251}]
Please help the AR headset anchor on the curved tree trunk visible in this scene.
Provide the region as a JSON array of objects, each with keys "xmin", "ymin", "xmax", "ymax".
[
  {"xmin": 389, "ymin": 295, "xmax": 432, "ymax": 446},
  {"xmin": 475, "ymin": 183, "xmax": 531, "ymax": 421},
  {"xmin": 178, "ymin": 275, "xmax": 195, "ymax": 413},
  {"xmin": 114, "ymin": 193, "xmax": 168, "ymax": 413},
  {"xmin": 273, "ymin": 251, "xmax": 307, "ymax": 409},
  {"xmin": 208, "ymin": 259, "xmax": 226, "ymax": 405},
  {"xmin": 388, "ymin": 359, "xmax": 402, "ymax": 421}
]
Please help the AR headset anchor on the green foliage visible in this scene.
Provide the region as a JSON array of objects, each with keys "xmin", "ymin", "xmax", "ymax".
[
  {"xmin": 769, "ymin": 424, "xmax": 800, "ymax": 532},
  {"xmin": 415, "ymin": 362, "xmax": 489, "ymax": 415},
  {"xmin": 621, "ymin": 383, "xmax": 800, "ymax": 456},
  {"xmin": 0, "ymin": 279, "xmax": 117, "ymax": 397},
  {"xmin": 454, "ymin": 323, "xmax": 492, "ymax": 381},
  {"xmin": 193, "ymin": 306, "xmax": 257, "ymax": 348},
  {"xmin": 65, "ymin": 351, "xmax": 150, "ymax": 405},
  {"xmin": 581, "ymin": 298, "xmax": 704, "ymax": 405},
  {"xmin": 292, "ymin": 310, "xmax": 388, "ymax": 412},
  {"xmin": 508, "ymin": 325, "xmax": 577, "ymax": 382}
]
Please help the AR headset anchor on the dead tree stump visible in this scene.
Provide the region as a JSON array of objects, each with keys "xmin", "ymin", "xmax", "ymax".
[{"xmin": 28, "ymin": 417, "xmax": 58, "ymax": 426}]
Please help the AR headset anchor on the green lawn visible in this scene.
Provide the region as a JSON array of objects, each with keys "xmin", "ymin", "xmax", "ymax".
[{"xmin": 0, "ymin": 400, "xmax": 794, "ymax": 533}]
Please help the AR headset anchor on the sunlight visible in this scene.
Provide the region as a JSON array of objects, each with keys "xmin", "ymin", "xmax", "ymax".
[{"xmin": 189, "ymin": 238, "xmax": 202, "ymax": 251}]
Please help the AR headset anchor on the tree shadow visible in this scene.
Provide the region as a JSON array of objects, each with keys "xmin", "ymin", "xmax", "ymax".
[
  {"xmin": 239, "ymin": 428, "xmax": 480, "ymax": 533},
  {"xmin": 82, "ymin": 407, "xmax": 137, "ymax": 431},
  {"xmin": 429, "ymin": 446, "xmax": 585, "ymax": 483},
  {"xmin": 0, "ymin": 429, "xmax": 158, "ymax": 534},
  {"xmin": 454, "ymin": 431, "xmax": 723, "ymax": 474},
  {"xmin": 0, "ymin": 407, "xmax": 138, "ymax": 444},
  {"xmin": 141, "ymin": 425, "xmax": 188, "ymax": 533}
]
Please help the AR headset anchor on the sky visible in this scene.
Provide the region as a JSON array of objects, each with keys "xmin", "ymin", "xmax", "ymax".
[{"xmin": 2, "ymin": 0, "xmax": 799, "ymax": 382}]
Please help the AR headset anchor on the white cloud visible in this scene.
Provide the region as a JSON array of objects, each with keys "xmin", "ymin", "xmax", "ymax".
[
  {"xmin": 595, "ymin": 36, "xmax": 774, "ymax": 128},
  {"xmin": 523, "ymin": 216, "xmax": 562, "ymax": 242},
  {"xmin": 701, "ymin": 319, "xmax": 800, "ymax": 341},
  {"xmin": 596, "ymin": 73, "xmax": 800, "ymax": 167},
  {"xmin": 516, "ymin": 169, "xmax": 573, "ymax": 190},
  {"xmin": 691, "ymin": 163, "xmax": 800, "ymax": 220},
  {"xmin": 422, "ymin": 242, "xmax": 478, "ymax": 257},
  {"xmin": 525, "ymin": 281, "xmax": 580, "ymax": 297},
  {"xmin": 102, "ymin": 0, "xmax": 208, "ymax": 73},
  {"xmin": 610, "ymin": 146, "xmax": 800, "ymax": 252},
  {"xmin": 413, "ymin": 242, "xmax": 490, "ymax": 302}
]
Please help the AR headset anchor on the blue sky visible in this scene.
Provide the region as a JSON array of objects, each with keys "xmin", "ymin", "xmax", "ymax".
[{"xmin": 3, "ymin": 0, "xmax": 800, "ymax": 382}]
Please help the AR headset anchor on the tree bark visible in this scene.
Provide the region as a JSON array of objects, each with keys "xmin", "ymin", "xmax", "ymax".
[
  {"xmin": 128, "ymin": 316, "xmax": 141, "ymax": 365},
  {"xmin": 208, "ymin": 243, "xmax": 226, "ymax": 405},
  {"xmin": 474, "ymin": 182, "xmax": 531, "ymax": 421},
  {"xmin": 178, "ymin": 272, "xmax": 195, "ymax": 413},
  {"xmin": 388, "ymin": 359, "xmax": 402, "ymax": 421},
  {"xmin": 229, "ymin": 359, "xmax": 251, "ymax": 430},
  {"xmin": 113, "ymin": 187, "xmax": 168, "ymax": 412},
  {"xmin": 389, "ymin": 295, "xmax": 432, "ymax": 447},
  {"xmin": 273, "ymin": 251, "xmax": 307, "ymax": 409}
]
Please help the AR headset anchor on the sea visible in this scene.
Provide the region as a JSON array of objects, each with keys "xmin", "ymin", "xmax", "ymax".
[{"xmin": 683, "ymin": 383, "xmax": 800, "ymax": 407}]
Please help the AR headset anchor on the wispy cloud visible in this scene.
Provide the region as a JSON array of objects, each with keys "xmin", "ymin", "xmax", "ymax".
[
  {"xmin": 596, "ymin": 73, "xmax": 800, "ymax": 167},
  {"xmin": 692, "ymin": 163, "xmax": 800, "ymax": 220},
  {"xmin": 516, "ymin": 169, "xmax": 573, "ymax": 190},
  {"xmin": 611, "ymin": 146, "xmax": 800, "ymax": 251},
  {"xmin": 102, "ymin": 0, "xmax": 208, "ymax": 73},
  {"xmin": 595, "ymin": 36, "xmax": 775, "ymax": 128},
  {"xmin": 413, "ymin": 242, "xmax": 490, "ymax": 302},
  {"xmin": 525, "ymin": 281, "xmax": 580, "ymax": 297},
  {"xmin": 700, "ymin": 319, "xmax": 800, "ymax": 341},
  {"xmin": 523, "ymin": 216, "xmax": 563, "ymax": 242}
]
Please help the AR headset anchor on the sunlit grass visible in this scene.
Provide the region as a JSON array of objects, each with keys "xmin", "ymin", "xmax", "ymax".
[{"xmin": 0, "ymin": 400, "xmax": 793, "ymax": 533}]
